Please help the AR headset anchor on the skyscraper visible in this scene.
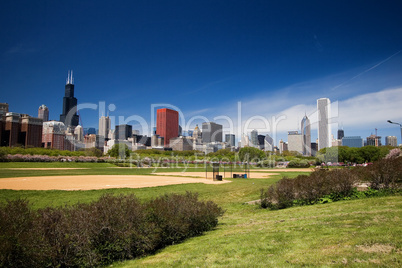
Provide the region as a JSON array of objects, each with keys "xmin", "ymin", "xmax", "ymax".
[
  {"xmin": 202, "ymin": 122, "xmax": 223, "ymax": 143},
  {"xmin": 287, "ymin": 131, "xmax": 303, "ymax": 155},
  {"xmin": 60, "ymin": 71, "xmax": 79, "ymax": 128},
  {"xmin": 385, "ymin": 136, "xmax": 397, "ymax": 147},
  {"xmin": 367, "ymin": 134, "xmax": 382, "ymax": 147},
  {"xmin": 38, "ymin": 104, "xmax": 49, "ymax": 122},
  {"xmin": 301, "ymin": 115, "xmax": 311, "ymax": 156},
  {"xmin": 264, "ymin": 134, "xmax": 274, "ymax": 152},
  {"xmin": 156, "ymin": 108, "xmax": 179, "ymax": 146},
  {"xmin": 115, "ymin": 124, "xmax": 132, "ymax": 140},
  {"xmin": 337, "ymin": 129, "xmax": 344, "ymax": 140},
  {"xmin": 250, "ymin": 129, "xmax": 258, "ymax": 147},
  {"xmin": 225, "ymin": 134, "xmax": 235, "ymax": 147},
  {"xmin": 99, "ymin": 116, "xmax": 111, "ymax": 140},
  {"xmin": 342, "ymin": 136, "xmax": 363, "ymax": 148},
  {"xmin": 317, "ymin": 98, "xmax": 331, "ymax": 150}
]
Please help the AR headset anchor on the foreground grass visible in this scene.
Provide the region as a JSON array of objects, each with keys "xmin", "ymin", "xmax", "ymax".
[
  {"xmin": 0, "ymin": 162, "xmax": 401, "ymax": 266},
  {"xmin": 114, "ymin": 196, "xmax": 401, "ymax": 267}
]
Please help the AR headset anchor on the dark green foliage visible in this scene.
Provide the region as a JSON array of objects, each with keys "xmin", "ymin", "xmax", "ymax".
[
  {"xmin": 260, "ymin": 157, "xmax": 402, "ymax": 210},
  {"xmin": 287, "ymin": 159, "xmax": 310, "ymax": 168},
  {"xmin": 0, "ymin": 146, "xmax": 103, "ymax": 158},
  {"xmin": 147, "ymin": 192, "xmax": 224, "ymax": 248},
  {"xmin": 317, "ymin": 146, "xmax": 391, "ymax": 164},
  {"xmin": 238, "ymin": 147, "xmax": 265, "ymax": 162},
  {"xmin": 0, "ymin": 193, "xmax": 224, "ymax": 267},
  {"xmin": 207, "ymin": 149, "xmax": 235, "ymax": 160},
  {"xmin": 107, "ymin": 144, "xmax": 131, "ymax": 159}
]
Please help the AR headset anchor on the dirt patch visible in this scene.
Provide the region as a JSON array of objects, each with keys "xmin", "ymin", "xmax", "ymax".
[
  {"xmin": 0, "ymin": 175, "xmax": 230, "ymax": 191},
  {"xmin": 356, "ymin": 244, "xmax": 396, "ymax": 253},
  {"xmin": 3, "ymin": 168, "xmax": 90, "ymax": 170}
]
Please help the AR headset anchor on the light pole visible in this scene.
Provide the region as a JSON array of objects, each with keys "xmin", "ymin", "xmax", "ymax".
[{"xmin": 387, "ymin": 120, "xmax": 402, "ymax": 146}]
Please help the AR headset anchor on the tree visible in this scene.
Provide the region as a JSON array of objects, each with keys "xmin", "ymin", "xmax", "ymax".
[
  {"xmin": 238, "ymin": 147, "xmax": 265, "ymax": 162},
  {"xmin": 107, "ymin": 144, "xmax": 131, "ymax": 159},
  {"xmin": 359, "ymin": 146, "xmax": 381, "ymax": 163}
]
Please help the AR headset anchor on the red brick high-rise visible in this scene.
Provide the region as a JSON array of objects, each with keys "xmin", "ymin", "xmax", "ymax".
[{"xmin": 156, "ymin": 108, "xmax": 179, "ymax": 147}]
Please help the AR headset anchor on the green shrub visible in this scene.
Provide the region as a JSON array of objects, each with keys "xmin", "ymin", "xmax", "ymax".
[
  {"xmin": 287, "ymin": 159, "xmax": 310, "ymax": 168},
  {"xmin": 0, "ymin": 193, "xmax": 224, "ymax": 267},
  {"xmin": 260, "ymin": 157, "xmax": 401, "ymax": 210}
]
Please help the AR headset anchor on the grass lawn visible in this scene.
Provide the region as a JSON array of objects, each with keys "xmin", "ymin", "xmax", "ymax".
[{"xmin": 0, "ymin": 162, "xmax": 401, "ymax": 267}]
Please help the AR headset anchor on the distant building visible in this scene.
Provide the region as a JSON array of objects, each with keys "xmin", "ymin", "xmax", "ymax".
[
  {"xmin": 42, "ymin": 121, "xmax": 74, "ymax": 150},
  {"xmin": 241, "ymin": 134, "xmax": 249, "ymax": 148},
  {"xmin": 115, "ymin": 124, "xmax": 132, "ymax": 140},
  {"xmin": 99, "ymin": 116, "xmax": 111, "ymax": 140},
  {"xmin": 74, "ymin": 125, "xmax": 84, "ymax": 143},
  {"xmin": 84, "ymin": 134, "xmax": 104, "ymax": 150},
  {"xmin": 337, "ymin": 129, "xmax": 344, "ymax": 140},
  {"xmin": 342, "ymin": 136, "xmax": 363, "ymax": 148},
  {"xmin": 257, "ymin": 134, "xmax": 265, "ymax": 150},
  {"xmin": 366, "ymin": 134, "xmax": 381, "ymax": 147},
  {"xmin": 385, "ymin": 136, "xmax": 397, "ymax": 147},
  {"xmin": 60, "ymin": 71, "xmax": 79, "ymax": 128},
  {"xmin": 0, "ymin": 103, "xmax": 9, "ymax": 116},
  {"xmin": 279, "ymin": 139, "xmax": 288, "ymax": 153},
  {"xmin": 264, "ymin": 134, "xmax": 274, "ymax": 152},
  {"xmin": 225, "ymin": 134, "xmax": 235, "ymax": 147},
  {"xmin": 170, "ymin": 136, "xmax": 193, "ymax": 151},
  {"xmin": 192, "ymin": 124, "xmax": 202, "ymax": 141},
  {"xmin": 287, "ymin": 131, "xmax": 303, "ymax": 155},
  {"xmin": 250, "ymin": 130, "xmax": 258, "ymax": 147},
  {"xmin": 86, "ymin": 128, "xmax": 97, "ymax": 135},
  {"xmin": 332, "ymin": 139, "xmax": 342, "ymax": 147},
  {"xmin": 310, "ymin": 142, "xmax": 318, "ymax": 156},
  {"xmin": 0, "ymin": 113, "xmax": 43, "ymax": 148},
  {"xmin": 202, "ymin": 122, "xmax": 222, "ymax": 143},
  {"xmin": 133, "ymin": 134, "xmax": 151, "ymax": 146},
  {"xmin": 317, "ymin": 98, "xmax": 331, "ymax": 150},
  {"xmin": 38, "ymin": 104, "xmax": 49, "ymax": 122},
  {"xmin": 156, "ymin": 108, "xmax": 179, "ymax": 146},
  {"xmin": 301, "ymin": 115, "xmax": 311, "ymax": 156}
]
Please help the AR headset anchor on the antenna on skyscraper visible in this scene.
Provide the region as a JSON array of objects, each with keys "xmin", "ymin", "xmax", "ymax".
[{"xmin": 66, "ymin": 70, "xmax": 74, "ymax": 85}]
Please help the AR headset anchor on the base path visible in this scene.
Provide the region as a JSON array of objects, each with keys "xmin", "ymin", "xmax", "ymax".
[{"xmin": 0, "ymin": 175, "xmax": 230, "ymax": 191}]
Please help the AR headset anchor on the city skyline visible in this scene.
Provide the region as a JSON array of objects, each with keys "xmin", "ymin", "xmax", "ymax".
[{"xmin": 1, "ymin": 1, "xmax": 402, "ymax": 144}]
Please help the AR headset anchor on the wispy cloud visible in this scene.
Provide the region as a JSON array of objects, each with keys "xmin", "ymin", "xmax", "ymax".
[
  {"xmin": 331, "ymin": 50, "xmax": 401, "ymax": 91},
  {"xmin": 338, "ymin": 87, "xmax": 402, "ymax": 127},
  {"xmin": 5, "ymin": 44, "xmax": 37, "ymax": 55}
]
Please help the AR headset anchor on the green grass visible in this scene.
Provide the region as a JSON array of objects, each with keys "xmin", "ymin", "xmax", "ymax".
[
  {"xmin": 113, "ymin": 196, "xmax": 401, "ymax": 267},
  {"xmin": 0, "ymin": 162, "xmax": 401, "ymax": 267}
]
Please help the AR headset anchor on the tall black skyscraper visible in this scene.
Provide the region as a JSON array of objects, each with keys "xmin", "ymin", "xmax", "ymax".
[
  {"xmin": 337, "ymin": 129, "xmax": 344, "ymax": 140},
  {"xmin": 60, "ymin": 71, "xmax": 79, "ymax": 128}
]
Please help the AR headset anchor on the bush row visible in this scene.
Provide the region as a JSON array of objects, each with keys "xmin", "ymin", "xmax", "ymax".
[
  {"xmin": 0, "ymin": 193, "xmax": 224, "ymax": 267},
  {"xmin": 0, "ymin": 146, "xmax": 103, "ymax": 158},
  {"xmin": 260, "ymin": 157, "xmax": 402, "ymax": 210}
]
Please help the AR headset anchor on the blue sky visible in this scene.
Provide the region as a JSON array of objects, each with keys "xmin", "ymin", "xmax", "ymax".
[{"xmin": 1, "ymin": 0, "xmax": 402, "ymax": 145}]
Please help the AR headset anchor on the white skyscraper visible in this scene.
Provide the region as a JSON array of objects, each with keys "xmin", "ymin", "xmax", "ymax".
[
  {"xmin": 99, "ymin": 116, "xmax": 111, "ymax": 140},
  {"xmin": 301, "ymin": 115, "xmax": 311, "ymax": 156},
  {"xmin": 74, "ymin": 125, "xmax": 84, "ymax": 142},
  {"xmin": 317, "ymin": 98, "xmax": 331, "ymax": 150}
]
